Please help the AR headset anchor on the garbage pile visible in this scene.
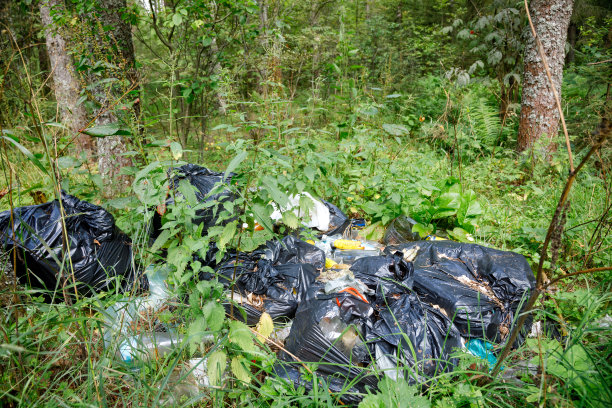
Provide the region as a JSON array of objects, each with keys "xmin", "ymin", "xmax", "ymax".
[
  {"xmin": 0, "ymin": 192, "xmax": 142, "ymax": 297},
  {"xmin": 0, "ymin": 164, "xmax": 536, "ymax": 404}
]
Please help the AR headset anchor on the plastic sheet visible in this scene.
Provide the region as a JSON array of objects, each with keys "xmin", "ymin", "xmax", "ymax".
[
  {"xmin": 0, "ymin": 192, "xmax": 140, "ymax": 297},
  {"xmin": 385, "ymin": 241, "xmax": 535, "ymax": 345}
]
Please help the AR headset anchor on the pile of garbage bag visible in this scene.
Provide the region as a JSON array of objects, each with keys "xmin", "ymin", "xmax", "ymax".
[
  {"xmin": 0, "ymin": 192, "xmax": 141, "ymax": 297},
  {"xmin": 0, "ymin": 164, "xmax": 536, "ymax": 404}
]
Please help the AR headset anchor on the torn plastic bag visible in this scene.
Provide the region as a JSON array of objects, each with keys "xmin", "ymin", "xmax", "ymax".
[
  {"xmin": 152, "ymin": 164, "xmax": 234, "ymax": 239},
  {"xmin": 368, "ymin": 293, "xmax": 463, "ymax": 382},
  {"xmin": 272, "ymin": 362, "xmax": 368, "ymax": 406},
  {"xmin": 219, "ymin": 259, "xmax": 319, "ymax": 321},
  {"xmin": 349, "ymin": 254, "xmax": 414, "ymax": 301},
  {"xmin": 322, "ymin": 200, "xmax": 349, "ymax": 233},
  {"xmin": 383, "ymin": 216, "xmax": 421, "ymax": 245},
  {"xmin": 385, "ymin": 241, "xmax": 535, "ymax": 346},
  {"xmin": 0, "ymin": 192, "xmax": 141, "ymax": 297},
  {"xmin": 282, "ymin": 290, "xmax": 376, "ymax": 376}
]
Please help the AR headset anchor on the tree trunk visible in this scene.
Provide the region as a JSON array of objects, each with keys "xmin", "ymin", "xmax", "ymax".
[
  {"xmin": 517, "ymin": 0, "xmax": 573, "ymax": 153},
  {"xmin": 92, "ymin": 0, "xmax": 136, "ymax": 194},
  {"xmin": 39, "ymin": 0, "xmax": 92, "ymax": 153}
]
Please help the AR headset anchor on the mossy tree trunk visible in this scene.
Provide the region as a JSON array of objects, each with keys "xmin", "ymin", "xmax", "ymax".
[
  {"xmin": 39, "ymin": 0, "xmax": 92, "ymax": 153},
  {"xmin": 517, "ymin": 0, "xmax": 574, "ymax": 153}
]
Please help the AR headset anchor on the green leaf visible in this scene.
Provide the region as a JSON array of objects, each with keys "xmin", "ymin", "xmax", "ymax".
[
  {"xmin": 81, "ymin": 123, "xmax": 130, "ymax": 137},
  {"xmin": 172, "ymin": 13, "xmax": 183, "ymax": 26},
  {"xmin": 170, "ymin": 141, "xmax": 183, "ymax": 160},
  {"xmin": 187, "ymin": 316, "xmax": 207, "ymax": 355},
  {"xmin": 228, "ymin": 320, "xmax": 255, "ymax": 352},
  {"xmin": 231, "ymin": 356, "xmax": 252, "ymax": 384},
  {"xmin": 207, "ymin": 350, "xmax": 227, "ymax": 386},
  {"xmin": 217, "ymin": 220, "xmax": 238, "ymax": 250},
  {"xmin": 412, "ymin": 223, "xmax": 433, "ymax": 238},
  {"xmin": 446, "ymin": 227, "xmax": 475, "ymax": 243},
  {"xmin": 203, "ymin": 300, "xmax": 225, "ymax": 332},
  {"xmin": 304, "ymin": 166, "xmax": 316, "ymax": 182},
  {"xmin": 255, "ymin": 312, "xmax": 274, "ymax": 343},
  {"xmin": 262, "ymin": 176, "xmax": 289, "ymax": 208},
  {"xmin": 57, "ymin": 156, "xmax": 81, "ymax": 169},
  {"xmin": 382, "ymin": 123, "xmax": 409, "ymax": 136},
  {"xmin": 225, "ymin": 150, "xmax": 247, "ymax": 180},
  {"xmin": 151, "ymin": 229, "xmax": 171, "ymax": 253},
  {"xmin": 178, "ymin": 180, "xmax": 198, "ymax": 206},
  {"xmin": 282, "ymin": 211, "xmax": 299, "ymax": 229},
  {"xmin": 252, "ymin": 203, "xmax": 274, "ymax": 234},
  {"xmin": 1, "ymin": 135, "xmax": 48, "ymax": 175}
]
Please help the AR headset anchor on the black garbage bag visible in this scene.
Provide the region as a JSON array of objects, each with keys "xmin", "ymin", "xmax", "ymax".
[
  {"xmin": 385, "ymin": 241, "xmax": 535, "ymax": 346},
  {"xmin": 0, "ymin": 192, "xmax": 140, "ymax": 297},
  {"xmin": 349, "ymin": 254, "xmax": 414, "ymax": 301},
  {"xmin": 383, "ymin": 216, "xmax": 421, "ymax": 245},
  {"xmin": 152, "ymin": 164, "xmax": 234, "ymax": 239},
  {"xmin": 322, "ymin": 200, "xmax": 349, "ymax": 235},
  {"xmin": 210, "ymin": 236, "xmax": 325, "ymax": 321},
  {"xmin": 282, "ymin": 290, "xmax": 377, "ymax": 390},
  {"xmin": 368, "ymin": 293, "xmax": 463, "ymax": 383}
]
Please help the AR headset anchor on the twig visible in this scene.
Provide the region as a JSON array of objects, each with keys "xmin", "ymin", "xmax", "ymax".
[
  {"xmin": 586, "ymin": 59, "xmax": 612, "ymax": 66},
  {"xmin": 545, "ymin": 266, "xmax": 612, "ymax": 288}
]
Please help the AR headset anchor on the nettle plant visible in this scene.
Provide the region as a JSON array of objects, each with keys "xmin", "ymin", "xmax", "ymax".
[{"xmin": 130, "ymin": 140, "xmax": 321, "ymax": 385}]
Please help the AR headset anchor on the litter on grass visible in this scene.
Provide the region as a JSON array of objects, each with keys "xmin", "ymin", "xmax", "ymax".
[{"xmin": 1, "ymin": 164, "xmax": 536, "ymax": 404}]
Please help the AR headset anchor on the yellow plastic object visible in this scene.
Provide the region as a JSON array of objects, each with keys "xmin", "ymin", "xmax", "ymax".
[
  {"xmin": 325, "ymin": 258, "xmax": 338, "ymax": 268},
  {"xmin": 306, "ymin": 240, "xmax": 315, "ymax": 245},
  {"xmin": 334, "ymin": 239, "xmax": 364, "ymax": 250},
  {"xmin": 426, "ymin": 235, "xmax": 448, "ymax": 241}
]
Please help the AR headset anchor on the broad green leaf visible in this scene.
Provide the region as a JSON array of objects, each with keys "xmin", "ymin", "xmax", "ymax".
[
  {"xmin": 178, "ymin": 180, "xmax": 198, "ymax": 206},
  {"xmin": 172, "ymin": 13, "xmax": 183, "ymax": 26},
  {"xmin": 57, "ymin": 156, "xmax": 81, "ymax": 169},
  {"xmin": 231, "ymin": 356, "xmax": 252, "ymax": 384},
  {"xmin": 207, "ymin": 350, "xmax": 226, "ymax": 386},
  {"xmin": 446, "ymin": 227, "xmax": 474, "ymax": 243},
  {"xmin": 217, "ymin": 220, "xmax": 238, "ymax": 250},
  {"xmin": 412, "ymin": 223, "xmax": 433, "ymax": 238},
  {"xmin": 187, "ymin": 316, "xmax": 206, "ymax": 354},
  {"xmin": 1, "ymin": 135, "xmax": 48, "ymax": 175},
  {"xmin": 203, "ymin": 300, "xmax": 225, "ymax": 332},
  {"xmin": 255, "ymin": 312, "xmax": 274, "ymax": 343},
  {"xmin": 151, "ymin": 229, "xmax": 171, "ymax": 253},
  {"xmin": 282, "ymin": 211, "xmax": 299, "ymax": 229},
  {"xmin": 224, "ymin": 150, "xmax": 247, "ymax": 180},
  {"xmin": 228, "ymin": 320, "xmax": 255, "ymax": 352},
  {"xmin": 382, "ymin": 123, "xmax": 409, "ymax": 136},
  {"xmin": 252, "ymin": 203, "xmax": 274, "ymax": 234},
  {"xmin": 262, "ymin": 176, "xmax": 289, "ymax": 207},
  {"xmin": 304, "ymin": 166, "xmax": 316, "ymax": 182},
  {"xmin": 170, "ymin": 141, "xmax": 183, "ymax": 160},
  {"xmin": 82, "ymin": 123, "xmax": 130, "ymax": 137}
]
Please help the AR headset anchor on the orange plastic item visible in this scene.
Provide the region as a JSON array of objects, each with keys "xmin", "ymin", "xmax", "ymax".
[{"xmin": 335, "ymin": 286, "xmax": 369, "ymax": 307}]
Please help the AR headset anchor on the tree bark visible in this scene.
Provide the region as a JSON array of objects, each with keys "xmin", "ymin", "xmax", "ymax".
[
  {"xmin": 92, "ymin": 0, "xmax": 136, "ymax": 194},
  {"xmin": 517, "ymin": 0, "xmax": 573, "ymax": 153},
  {"xmin": 39, "ymin": 0, "xmax": 92, "ymax": 153}
]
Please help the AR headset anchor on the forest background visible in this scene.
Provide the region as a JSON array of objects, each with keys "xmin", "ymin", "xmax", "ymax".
[{"xmin": 0, "ymin": 0, "xmax": 611, "ymax": 407}]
